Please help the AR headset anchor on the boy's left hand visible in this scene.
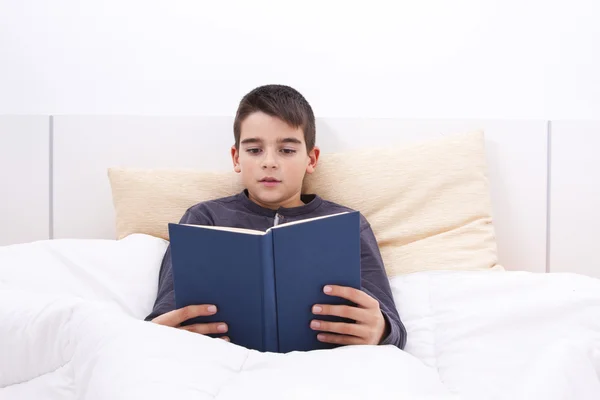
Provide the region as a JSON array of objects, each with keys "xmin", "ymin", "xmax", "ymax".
[{"xmin": 311, "ymin": 285, "xmax": 387, "ymax": 345}]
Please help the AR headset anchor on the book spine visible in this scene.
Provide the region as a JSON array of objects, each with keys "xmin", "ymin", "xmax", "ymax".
[{"xmin": 261, "ymin": 232, "xmax": 279, "ymax": 352}]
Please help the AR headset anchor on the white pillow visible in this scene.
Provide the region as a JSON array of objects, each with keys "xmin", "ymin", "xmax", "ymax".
[{"xmin": 0, "ymin": 234, "xmax": 169, "ymax": 319}]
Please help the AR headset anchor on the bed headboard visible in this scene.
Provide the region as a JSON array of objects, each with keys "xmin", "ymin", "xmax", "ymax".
[{"xmin": 3, "ymin": 115, "xmax": 598, "ymax": 278}]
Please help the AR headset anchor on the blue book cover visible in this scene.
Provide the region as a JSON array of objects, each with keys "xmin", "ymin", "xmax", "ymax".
[{"xmin": 168, "ymin": 211, "xmax": 361, "ymax": 353}]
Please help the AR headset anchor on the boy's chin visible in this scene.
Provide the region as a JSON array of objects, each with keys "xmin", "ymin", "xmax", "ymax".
[
  {"xmin": 249, "ymin": 188, "xmax": 296, "ymax": 208},
  {"xmin": 253, "ymin": 191, "xmax": 285, "ymax": 205}
]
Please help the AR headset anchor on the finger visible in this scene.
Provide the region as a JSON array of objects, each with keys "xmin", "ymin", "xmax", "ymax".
[
  {"xmin": 310, "ymin": 319, "xmax": 367, "ymax": 338},
  {"xmin": 152, "ymin": 304, "xmax": 217, "ymax": 327},
  {"xmin": 312, "ymin": 304, "xmax": 369, "ymax": 323},
  {"xmin": 323, "ymin": 286, "xmax": 379, "ymax": 309},
  {"xmin": 179, "ymin": 322, "xmax": 228, "ymax": 335},
  {"xmin": 220, "ymin": 336, "xmax": 230, "ymax": 342},
  {"xmin": 317, "ymin": 333, "xmax": 364, "ymax": 346}
]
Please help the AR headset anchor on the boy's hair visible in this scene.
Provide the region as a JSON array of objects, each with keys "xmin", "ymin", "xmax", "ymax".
[{"xmin": 233, "ymin": 84, "xmax": 316, "ymax": 151}]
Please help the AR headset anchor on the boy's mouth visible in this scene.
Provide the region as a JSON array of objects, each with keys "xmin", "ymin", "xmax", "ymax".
[{"xmin": 259, "ymin": 177, "xmax": 281, "ymax": 187}]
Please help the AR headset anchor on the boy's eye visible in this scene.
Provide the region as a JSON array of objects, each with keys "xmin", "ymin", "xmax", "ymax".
[
  {"xmin": 246, "ymin": 148, "xmax": 262, "ymax": 154},
  {"xmin": 281, "ymin": 148, "xmax": 296, "ymax": 155}
]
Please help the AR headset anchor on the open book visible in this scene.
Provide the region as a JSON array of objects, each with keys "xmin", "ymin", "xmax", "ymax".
[{"xmin": 168, "ymin": 211, "xmax": 361, "ymax": 353}]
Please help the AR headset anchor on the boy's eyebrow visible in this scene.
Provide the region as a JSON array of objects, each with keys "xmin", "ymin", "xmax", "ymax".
[
  {"xmin": 240, "ymin": 137, "xmax": 303, "ymax": 145},
  {"xmin": 277, "ymin": 137, "xmax": 303, "ymax": 145},
  {"xmin": 240, "ymin": 137, "xmax": 263, "ymax": 145}
]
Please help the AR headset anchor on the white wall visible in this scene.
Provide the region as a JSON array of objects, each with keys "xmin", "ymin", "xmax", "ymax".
[{"xmin": 1, "ymin": 0, "xmax": 599, "ymax": 119}]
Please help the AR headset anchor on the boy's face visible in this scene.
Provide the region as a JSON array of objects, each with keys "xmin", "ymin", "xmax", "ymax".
[{"xmin": 231, "ymin": 111, "xmax": 319, "ymax": 210}]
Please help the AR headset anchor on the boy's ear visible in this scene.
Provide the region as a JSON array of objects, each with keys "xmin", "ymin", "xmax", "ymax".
[
  {"xmin": 306, "ymin": 146, "xmax": 320, "ymax": 174},
  {"xmin": 231, "ymin": 145, "xmax": 242, "ymax": 173}
]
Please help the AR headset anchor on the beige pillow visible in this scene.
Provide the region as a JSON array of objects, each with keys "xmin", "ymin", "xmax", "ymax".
[
  {"xmin": 302, "ymin": 131, "xmax": 502, "ymax": 276},
  {"xmin": 108, "ymin": 131, "xmax": 502, "ymax": 276},
  {"xmin": 108, "ymin": 169, "xmax": 244, "ymax": 241}
]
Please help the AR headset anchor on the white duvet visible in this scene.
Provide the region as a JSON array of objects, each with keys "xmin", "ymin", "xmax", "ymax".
[{"xmin": 0, "ymin": 235, "xmax": 599, "ymax": 400}]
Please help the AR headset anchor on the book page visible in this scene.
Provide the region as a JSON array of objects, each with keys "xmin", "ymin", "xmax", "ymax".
[
  {"xmin": 267, "ymin": 211, "xmax": 349, "ymax": 231},
  {"xmin": 181, "ymin": 224, "xmax": 265, "ymax": 235}
]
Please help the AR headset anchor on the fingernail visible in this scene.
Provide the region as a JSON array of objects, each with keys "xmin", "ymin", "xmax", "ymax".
[
  {"xmin": 312, "ymin": 306, "xmax": 322, "ymax": 314},
  {"xmin": 323, "ymin": 286, "xmax": 332, "ymax": 293},
  {"xmin": 207, "ymin": 305, "xmax": 217, "ymax": 313},
  {"xmin": 317, "ymin": 334, "xmax": 325, "ymax": 341},
  {"xmin": 217, "ymin": 324, "xmax": 227, "ymax": 333},
  {"xmin": 311, "ymin": 320, "xmax": 321, "ymax": 329}
]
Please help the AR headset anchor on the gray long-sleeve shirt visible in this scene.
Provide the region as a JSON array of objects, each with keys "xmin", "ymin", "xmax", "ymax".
[{"xmin": 146, "ymin": 190, "xmax": 407, "ymax": 349}]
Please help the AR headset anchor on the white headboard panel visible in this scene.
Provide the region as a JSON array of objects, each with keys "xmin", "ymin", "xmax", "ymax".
[
  {"xmin": 0, "ymin": 116, "xmax": 50, "ymax": 246},
  {"xmin": 549, "ymin": 121, "xmax": 600, "ymax": 278},
  {"xmin": 51, "ymin": 116, "xmax": 549, "ymax": 273}
]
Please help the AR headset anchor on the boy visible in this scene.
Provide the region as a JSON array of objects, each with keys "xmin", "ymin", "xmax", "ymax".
[{"xmin": 146, "ymin": 85, "xmax": 407, "ymax": 349}]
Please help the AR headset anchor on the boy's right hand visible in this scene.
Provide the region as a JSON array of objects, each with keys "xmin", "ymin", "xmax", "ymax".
[{"xmin": 151, "ymin": 305, "xmax": 230, "ymax": 342}]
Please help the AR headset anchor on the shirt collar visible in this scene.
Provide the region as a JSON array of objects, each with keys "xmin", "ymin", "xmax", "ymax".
[{"xmin": 237, "ymin": 189, "xmax": 322, "ymax": 217}]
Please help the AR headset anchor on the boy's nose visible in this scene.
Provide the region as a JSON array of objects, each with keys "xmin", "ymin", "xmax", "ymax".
[
  {"xmin": 261, "ymin": 161, "xmax": 277, "ymax": 169},
  {"xmin": 261, "ymin": 153, "xmax": 278, "ymax": 169}
]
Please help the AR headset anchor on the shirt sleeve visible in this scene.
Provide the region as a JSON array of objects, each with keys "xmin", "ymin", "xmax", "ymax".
[
  {"xmin": 144, "ymin": 207, "xmax": 211, "ymax": 321},
  {"xmin": 359, "ymin": 219, "xmax": 407, "ymax": 349}
]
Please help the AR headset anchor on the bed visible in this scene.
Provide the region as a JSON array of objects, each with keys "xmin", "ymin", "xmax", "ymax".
[{"xmin": 1, "ymin": 116, "xmax": 599, "ymax": 399}]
